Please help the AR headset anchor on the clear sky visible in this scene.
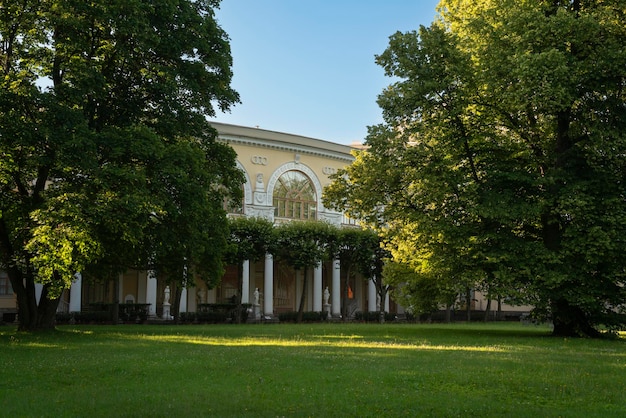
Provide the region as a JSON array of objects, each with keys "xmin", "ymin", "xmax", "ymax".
[{"xmin": 212, "ymin": 0, "xmax": 441, "ymax": 145}]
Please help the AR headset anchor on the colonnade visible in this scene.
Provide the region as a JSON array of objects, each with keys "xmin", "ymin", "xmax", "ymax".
[{"xmin": 62, "ymin": 255, "xmax": 389, "ymax": 317}]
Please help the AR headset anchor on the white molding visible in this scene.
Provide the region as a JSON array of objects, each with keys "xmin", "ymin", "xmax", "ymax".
[
  {"xmin": 236, "ymin": 160, "xmax": 253, "ymax": 205},
  {"xmin": 221, "ymin": 135, "xmax": 354, "ymax": 163}
]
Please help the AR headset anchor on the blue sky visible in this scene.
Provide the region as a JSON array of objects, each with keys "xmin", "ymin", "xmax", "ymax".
[{"xmin": 212, "ymin": 1, "xmax": 441, "ymax": 145}]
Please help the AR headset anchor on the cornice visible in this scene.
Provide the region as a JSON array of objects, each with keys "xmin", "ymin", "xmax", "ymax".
[{"xmin": 211, "ymin": 122, "xmax": 355, "ymax": 163}]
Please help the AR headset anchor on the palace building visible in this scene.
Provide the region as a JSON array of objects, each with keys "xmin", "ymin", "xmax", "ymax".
[
  {"xmin": 0, "ymin": 123, "xmax": 529, "ymax": 323},
  {"xmin": 1, "ymin": 122, "xmax": 389, "ymax": 322}
]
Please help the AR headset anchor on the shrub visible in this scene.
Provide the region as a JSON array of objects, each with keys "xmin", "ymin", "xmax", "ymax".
[
  {"xmin": 196, "ymin": 311, "xmax": 228, "ymax": 323},
  {"xmin": 75, "ymin": 311, "xmax": 111, "ymax": 324},
  {"xmin": 118, "ymin": 304, "xmax": 150, "ymax": 323},
  {"xmin": 196, "ymin": 303, "xmax": 252, "ymax": 323},
  {"xmin": 179, "ymin": 312, "xmax": 196, "ymax": 323},
  {"xmin": 55, "ymin": 312, "xmax": 73, "ymax": 324},
  {"xmin": 278, "ymin": 311, "xmax": 328, "ymax": 323},
  {"xmin": 354, "ymin": 311, "xmax": 397, "ymax": 322}
]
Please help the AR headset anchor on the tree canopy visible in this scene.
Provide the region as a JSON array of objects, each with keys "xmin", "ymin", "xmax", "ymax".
[
  {"xmin": 273, "ymin": 220, "xmax": 335, "ymax": 323},
  {"xmin": 0, "ymin": 0, "xmax": 242, "ymax": 330},
  {"xmin": 324, "ymin": 0, "xmax": 626, "ymax": 337},
  {"xmin": 329, "ymin": 227, "xmax": 390, "ymax": 321},
  {"xmin": 225, "ymin": 216, "xmax": 275, "ymax": 322}
]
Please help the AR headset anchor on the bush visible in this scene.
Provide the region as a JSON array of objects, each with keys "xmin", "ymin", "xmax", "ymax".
[
  {"xmin": 354, "ymin": 311, "xmax": 397, "ymax": 322},
  {"xmin": 75, "ymin": 311, "xmax": 111, "ymax": 324},
  {"xmin": 196, "ymin": 303, "xmax": 252, "ymax": 323},
  {"xmin": 278, "ymin": 311, "xmax": 328, "ymax": 323},
  {"xmin": 196, "ymin": 311, "xmax": 228, "ymax": 323},
  {"xmin": 55, "ymin": 312, "xmax": 74, "ymax": 324},
  {"xmin": 118, "ymin": 303, "xmax": 150, "ymax": 323},
  {"xmin": 179, "ymin": 312, "xmax": 196, "ymax": 323}
]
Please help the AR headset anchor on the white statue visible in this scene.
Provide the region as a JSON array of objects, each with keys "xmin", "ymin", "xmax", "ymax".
[
  {"xmin": 164, "ymin": 286, "xmax": 171, "ymax": 304},
  {"xmin": 197, "ymin": 288, "xmax": 206, "ymax": 304},
  {"xmin": 323, "ymin": 286, "xmax": 330, "ymax": 305},
  {"xmin": 255, "ymin": 173, "xmax": 264, "ymax": 191},
  {"xmin": 254, "ymin": 288, "xmax": 260, "ymax": 305}
]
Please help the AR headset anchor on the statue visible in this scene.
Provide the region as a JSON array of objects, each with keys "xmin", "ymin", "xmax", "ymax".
[
  {"xmin": 323, "ymin": 286, "xmax": 330, "ymax": 305},
  {"xmin": 163, "ymin": 286, "xmax": 172, "ymax": 320},
  {"xmin": 164, "ymin": 286, "xmax": 171, "ymax": 304},
  {"xmin": 255, "ymin": 173, "xmax": 264, "ymax": 191},
  {"xmin": 253, "ymin": 288, "xmax": 261, "ymax": 320}
]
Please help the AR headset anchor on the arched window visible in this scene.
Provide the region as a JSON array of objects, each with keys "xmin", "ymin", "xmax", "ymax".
[{"xmin": 273, "ymin": 171, "xmax": 316, "ymax": 220}]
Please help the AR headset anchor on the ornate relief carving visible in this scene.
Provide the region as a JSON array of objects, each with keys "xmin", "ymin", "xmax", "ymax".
[{"xmin": 251, "ymin": 155, "xmax": 268, "ymax": 165}]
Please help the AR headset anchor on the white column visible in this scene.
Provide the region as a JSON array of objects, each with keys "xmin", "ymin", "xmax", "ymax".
[
  {"xmin": 242, "ymin": 260, "xmax": 250, "ymax": 304},
  {"xmin": 69, "ymin": 273, "xmax": 82, "ymax": 312},
  {"xmin": 146, "ymin": 270, "xmax": 157, "ymax": 318},
  {"xmin": 331, "ymin": 259, "xmax": 341, "ymax": 317},
  {"xmin": 180, "ymin": 287, "xmax": 187, "ymax": 313},
  {"xmin": 368, "ymin": 277, "xmax": 377, "ymax": 312},
  {"xmin": 35, "ymin": 283, "xmax": 43, "ymax": 304},
  {"xmin": 313, "ymin": 262, "xmax": 322, "ymax": 312},
  {"xmin": 264, "ymin": 253, "xmax": 274, "ymax": 316},
  {"xmin": 385, "ymin": 292, "xmax": 390, "ymax": 313}
]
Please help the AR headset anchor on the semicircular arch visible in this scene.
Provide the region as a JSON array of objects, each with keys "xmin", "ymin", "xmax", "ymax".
[
  {"xmin": 236, "ymin": 160, "xmax": 253, "ymax": 206},
  {"xmin": 266, "ymin": 162, "xmax": 324, "ymax": 214}
]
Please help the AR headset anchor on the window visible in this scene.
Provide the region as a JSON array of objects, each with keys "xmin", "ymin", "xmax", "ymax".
[
  {"xmin": 0, "ymin": 273, "xmax": 13, "ymax": 295},
  {"xmin": 273, "ymin": 171, "xmax": 316, "ymax": 220}
]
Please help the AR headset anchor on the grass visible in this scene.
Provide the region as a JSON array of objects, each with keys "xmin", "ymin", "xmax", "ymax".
[{"xmin": 1, "ymin": 322, "xmax": 625, "ymax": 417}]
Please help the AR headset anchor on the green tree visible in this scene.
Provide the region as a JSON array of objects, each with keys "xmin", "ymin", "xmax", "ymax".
[
  {"xmin": 330, "ymin": 227, "xmax": 390, "ymax": 322},
  {"xmin": 0, "ymin": 0, "xmax": 241, "ymax": 330},
  {"xmin": 224, "ymin": 216, "xmax": 275, "ymax": 323},
  {"xmin": 383, "ymin": 261, "xmax": 440, "ymax": 322},
  {"xmin": 273, "ymin": 221, "xmax": 335, "ymax": 323},
  {"xmin": 325, "ymin": 0, "xmax": 626, "ymax": 337},
  {"xmin": 381, "ymin": 230, "xmax": 459, "ymax": 322},
  {"xmin": 147, "ymin": 140, "xmax": 243, "ymax": 322}
]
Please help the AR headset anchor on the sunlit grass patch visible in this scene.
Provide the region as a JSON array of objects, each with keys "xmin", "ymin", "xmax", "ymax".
[{"xmin": 127, "ymin": 332, "xmax": 510, "ymax": 353}]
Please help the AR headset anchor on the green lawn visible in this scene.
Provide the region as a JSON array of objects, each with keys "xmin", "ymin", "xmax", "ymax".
[{"xmin": 1, "ymin": 322, "xmax": 625, "ymax": 417}]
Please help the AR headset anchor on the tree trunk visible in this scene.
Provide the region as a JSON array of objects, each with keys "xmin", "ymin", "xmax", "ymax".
[
  {"xmin": 465, "ymin": 287, "xmax": 471, "ymax": 322},
  {"xmin": 497, "ymin": 296, "xmax": 502, "ymax": 321},
  {"xmin": 551, "ymin": 299, "xmax": 601, "ymax": 338},
  {"xmin": 296, "ymin": 268, "xmax": 307, "ymax": 323},
  {"xmin": 14, "ymin": 279, "xmax": 36, "ymax": 331},
  {"xmin": 35, "ymin": 283, "xmax": 60, "ymax": 330},
  {"xmin": 445, "ymin": 304, "xmax": 452, "ymax": 323},
  {"xmin": 342, "ymin": 266, "xmax": 352, "ymax": 322},
  {"xmin": 111, "ymin": 276, "xmax": 120, "ymax": 324},
  {"xmin": 235, "ymin": 261, "xmax": 244, "ymax": 324},
  {"xmin": 172, "ymin": 284, "xmax": 182, "ymax": 324},
  {"xmin": 13, "ymin": 273, "xmax": 60, "ymax": 331},
  {"xmin": 484, "ymin": 298, "xmax": 492, "ymax": 322},
  {"xmin": 378, "ymin": 288, "xmax": 386, "ymax": 324}
]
